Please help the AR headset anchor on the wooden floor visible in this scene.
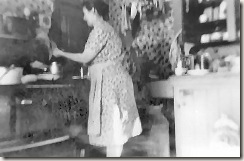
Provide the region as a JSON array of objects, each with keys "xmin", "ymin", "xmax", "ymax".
[
  {"xmin": 2, "ymin": 103, "xmax": 176, "ymax": 158},
  {"xmin": 2, "ymin": 131, "xmax": 175, "ymax": 158},
  {"xmin": 2, "ymin": 139, "xmax": 148, "ymax": 157}
]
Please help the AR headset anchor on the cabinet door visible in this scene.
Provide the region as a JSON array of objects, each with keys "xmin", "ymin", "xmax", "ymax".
[
  {"xmin": 174, "ymin": 87, "xmax": 198, "ymax": 157},
  {"xmin": 0, "ymin": 95, "xmax": 11, "ymax": 139},
  {"xmin": 174, "ymin": 85, "xmax": 240, "ymax": 157}
]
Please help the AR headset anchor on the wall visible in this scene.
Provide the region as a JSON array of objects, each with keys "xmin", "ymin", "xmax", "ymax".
[
  {"xmin": 0, "ymin": 0, "xmax": 91, "ymax": 76},
  {"xmin": 172, "ymin": 0, "xmax": 182, "ymax": 35},
  {"xmin": 0, "ymin": 38, "xmax": 34, "ymax": 67},
  {"xmin": 48, "ymin": 0, "xmax": 92, "ymax": 75},
  {"xmin": 49, "ymin": 0, "xmax": 91, "ymax": 53}
]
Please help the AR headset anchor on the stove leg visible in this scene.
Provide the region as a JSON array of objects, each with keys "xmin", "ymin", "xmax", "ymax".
[{"xmin": 80, "ymin": 149, "xmax": 85, "ymax": 157}]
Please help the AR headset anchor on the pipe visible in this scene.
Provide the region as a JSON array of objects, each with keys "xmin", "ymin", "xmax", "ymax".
[{"xmin": 0, "ymin": 135, "xmax": 70, "ymax": 154}]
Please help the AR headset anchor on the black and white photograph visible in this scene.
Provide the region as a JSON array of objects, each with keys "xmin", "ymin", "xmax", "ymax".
[{"xmin": 0, "ymin": 0, "xmax": 241, "ymax": 158}]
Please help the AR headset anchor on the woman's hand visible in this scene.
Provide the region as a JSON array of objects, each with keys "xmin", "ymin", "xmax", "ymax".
[{"xmin": 52, "ymin": 48, "xmax": 64, "ymax": 57}]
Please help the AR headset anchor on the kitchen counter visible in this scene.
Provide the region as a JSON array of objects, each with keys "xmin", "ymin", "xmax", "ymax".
[
  {"xmin": 171, "ymin": 72, "xmax": 239, "ymax": 86},
  {"xmin": 0, "ymin": 73, "xmax": 88, "ymax": 86},
  {"xmin": 147, "ymin": 72, "xmax": 240, "ymax": 98},
  {"xmin": 147, "ymin": 72, "xmax": 240, "ymax": 157}
]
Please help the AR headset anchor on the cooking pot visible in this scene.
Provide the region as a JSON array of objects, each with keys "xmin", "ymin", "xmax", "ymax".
[{"xmin": 0, "ymin": 65, "xmax": 23, "ymax": 85}]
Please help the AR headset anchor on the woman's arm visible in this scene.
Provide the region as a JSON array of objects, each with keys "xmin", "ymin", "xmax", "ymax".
[
  {"xmin": 53, "ymin": 27, "xmax": 108, "ymax": 64},
  {"xmin": 54, "ymin": 49, "xmax": 97, "ymax": 64},
  {"xmin": 30, "ymin": 60, "xmax": 48, "ymax": 69}
]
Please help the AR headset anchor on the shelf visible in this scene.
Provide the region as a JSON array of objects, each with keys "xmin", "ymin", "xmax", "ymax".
[
  {"xmin": 0, "ymin": 34, "xmax": 28, "ymax": 40},
  {"xmin": 197, "ymin": 20, "xmax": 226, "ymax": 32},
  {"xmin": 25, "ymin": 84, "xmax": 73, "ymax": 89},
  {"xmin": 182, "ymin": 0, "xmax": 240, "ymax": 45},
  {"xmin": 198, "ymin": 0, "xmax": 223, "ymax": 8},
  {"xmin": 191, "ymin": 40, "xmax": 240, "ymax": 51},
  {"xmin": 184, "ymin": 19, "xmax": 227, "ymax": 35}
]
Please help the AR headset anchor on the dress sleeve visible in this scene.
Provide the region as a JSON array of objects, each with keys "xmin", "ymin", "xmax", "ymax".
[{"xmin": 83, "ymin": 27, "xmax": 109, "ymax": 57}]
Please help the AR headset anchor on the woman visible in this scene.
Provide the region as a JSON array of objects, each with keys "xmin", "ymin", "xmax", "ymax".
[{"xmin": 52, "ymin": 0, "xmax": 142, "ymax": 157}]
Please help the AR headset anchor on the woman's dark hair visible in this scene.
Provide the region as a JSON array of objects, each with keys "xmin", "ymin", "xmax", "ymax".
[{"xmin": 82, "ymin": 0, "xmax": 109, "ymax": 21}]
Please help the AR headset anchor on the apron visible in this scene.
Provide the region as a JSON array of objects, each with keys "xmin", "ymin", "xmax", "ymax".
[{"xmin": 87, "ymin": 60, "xmax": 118, "ymax": 136}]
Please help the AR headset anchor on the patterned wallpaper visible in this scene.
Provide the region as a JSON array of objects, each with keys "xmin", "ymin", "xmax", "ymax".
[
  {"xmin": 108, "ymin": 0, "xmax": 174, "ymax": 81},
  {"xmin": 108, "ymin": 0, "xmax": 169, "ymax": 36},
  {"xmin": 107, "ymin": 0, "xmax": 175, "ymax": 108}
]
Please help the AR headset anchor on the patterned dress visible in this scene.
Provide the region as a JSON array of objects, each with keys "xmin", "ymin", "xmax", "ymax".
[{"xmin": 83, "ymin": 20, "xmax": 142, "ymax": 147}]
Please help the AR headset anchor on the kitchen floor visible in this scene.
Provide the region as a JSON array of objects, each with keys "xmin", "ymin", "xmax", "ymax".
[
  {"xmin": 3, "ymin": 102, "xmax": 176, "ymax": 158},
  {"xmin": 3, "ymin": 127, "xmax": 176, "ymax": 158},
  {"xmin": 3, "ymin": 136, "xmax": 175, "ymax": 158},
  {"xmin": 2, "ymin": 139, "xmax": 147, "ymax": 157}
]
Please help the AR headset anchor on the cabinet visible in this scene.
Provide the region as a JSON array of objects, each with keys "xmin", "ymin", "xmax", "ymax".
[
  {"xmin": 0, "ymin": 81, "xmax": 89, "ymax": 142},
  {"xmin": 173, "ymin": 73, "xmax": 240, "ymax": 157}
]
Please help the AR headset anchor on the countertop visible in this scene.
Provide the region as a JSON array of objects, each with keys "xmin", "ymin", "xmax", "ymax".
[
  {"xmin": 171, "ymin": 72, "xmax": 240, "ymax": 86},
  {"xmin": 0, "ymin": 77, "xmax": 89, "ymax": 89},
  {"xmin": 147, "ymin": 72, "xmax": 240, "ymax": 98}
]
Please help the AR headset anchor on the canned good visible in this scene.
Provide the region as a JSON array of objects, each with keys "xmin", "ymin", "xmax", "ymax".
[
  {"xmin": 196, "ymin": 53, "xmax": 211, "ymax": 70},
  {"xmin": 184, "ymin": 55, "xmax": 195, "ymax": 70}
]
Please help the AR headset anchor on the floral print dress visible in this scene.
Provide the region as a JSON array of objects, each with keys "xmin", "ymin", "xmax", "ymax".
[{"xmin": 83, "ymin": 20, "xmax": 142, "ymax": 147}]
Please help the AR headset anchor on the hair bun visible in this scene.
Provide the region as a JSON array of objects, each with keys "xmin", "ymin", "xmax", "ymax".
[{"xmin": 82, "ymin": 0, "xmax": 109, "ymax": 21}]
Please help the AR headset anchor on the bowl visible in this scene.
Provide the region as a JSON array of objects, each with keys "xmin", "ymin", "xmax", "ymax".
[
  {"xmin": 0, "ymin": 67, "xmax": 7, "ymax": 78},
  {"xmin": 175, "ymin": 68, "xmax": 187, "ymax": 76},
  {"xmin": 0, "ymin": 67, "xmax": 23, "ymax": 85}
]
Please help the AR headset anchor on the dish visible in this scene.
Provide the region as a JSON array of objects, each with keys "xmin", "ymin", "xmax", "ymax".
[
  {"xmin": 21, "ymin": 74, "xmax": 38, "ymax": 84},
  {"xmin": 187, "ymin": 69, "xmax": 209, "ymax": 76}
]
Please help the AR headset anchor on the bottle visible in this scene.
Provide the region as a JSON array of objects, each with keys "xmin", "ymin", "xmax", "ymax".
[
  {"xmin": 213, "ymin": 7, "xmax": 219, "ymax": 21},
  {"xmin": 50, "ymin": 62, "xmax": 59, "ymax": 75},
  {"xmin": 175, "ymin": 60, "xmax": 185, "ymax": 76},
  {"xmin": 190, "ymin": 55, "xmax": 195, "ymax": 70},
  {"xmin": 219, "ymin": 1, "xmax": 227, "ymax": 20},
  {"xmin": 80, "ymin": 67, "xmax": 83, "ymax": 79}
]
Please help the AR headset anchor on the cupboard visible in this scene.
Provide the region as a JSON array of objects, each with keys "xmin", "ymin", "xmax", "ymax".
[
  {"xmin": 173, "ymin": 73, "xmax": 240, "ymax": 157},
  {"xmin": 147, "ymin": 73, "xmax": 240, "ymax": 157}
]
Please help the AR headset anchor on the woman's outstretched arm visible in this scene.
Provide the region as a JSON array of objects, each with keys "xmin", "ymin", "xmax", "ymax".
[
  {"xmin": 54, "ymin": 49, "xmax": 97, "ymax": 64},
  {"xmin": 53, "ymin": 27, "xmax": 108, "ymax": 64}
]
